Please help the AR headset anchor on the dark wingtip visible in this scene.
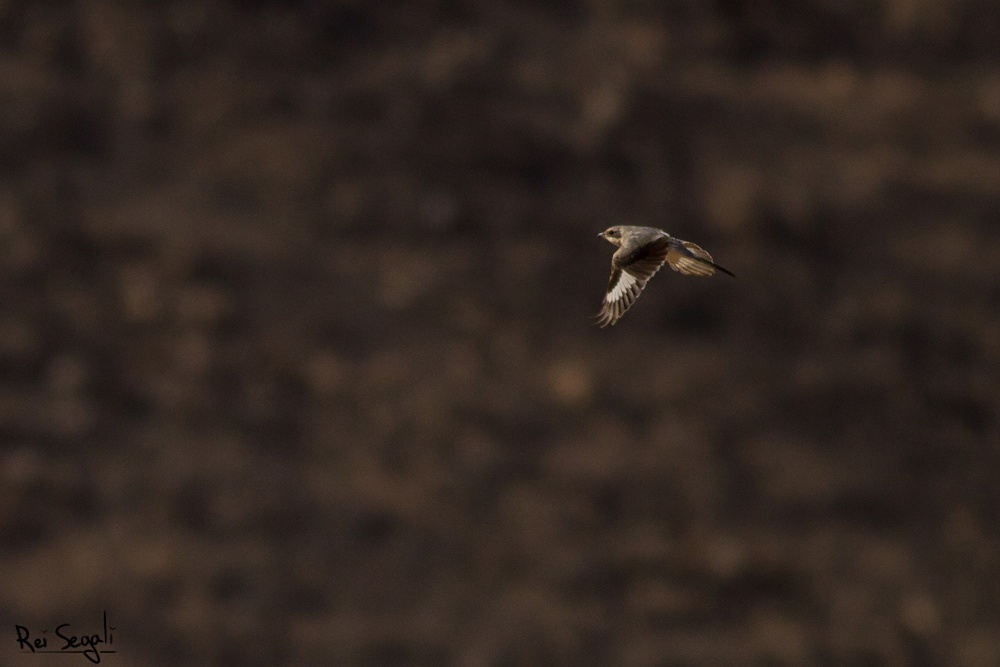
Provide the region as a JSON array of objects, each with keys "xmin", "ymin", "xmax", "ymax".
[{"xmin": 711, "ymin": 261, "xmax": 735, "ymax": 278}]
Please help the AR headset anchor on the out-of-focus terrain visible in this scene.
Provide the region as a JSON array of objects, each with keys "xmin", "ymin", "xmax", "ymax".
[{"xmin": 1, "ymin": 2, "xmax": 999, "ymax": 664}]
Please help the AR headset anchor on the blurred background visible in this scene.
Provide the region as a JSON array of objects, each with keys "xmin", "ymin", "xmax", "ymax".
[{"xmin": 1, "ymin": 1, "xmax": 999, "ymax": 664}]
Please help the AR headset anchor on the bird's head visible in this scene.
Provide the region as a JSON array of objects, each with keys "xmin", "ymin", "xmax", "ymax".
[{"xmin": 598, "ymin": 226, "xmax": 625, "ymax": 247}]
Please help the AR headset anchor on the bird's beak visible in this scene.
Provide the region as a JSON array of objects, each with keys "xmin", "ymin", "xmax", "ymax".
[{"xmin": 597, "ymin": 232, "xmax": 605, "ymax": 238}]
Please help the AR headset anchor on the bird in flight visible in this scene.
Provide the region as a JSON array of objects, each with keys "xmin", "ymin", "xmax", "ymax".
[{"xmin": 596, "ymin": 225, "xmax": 733, "ymax": 327}]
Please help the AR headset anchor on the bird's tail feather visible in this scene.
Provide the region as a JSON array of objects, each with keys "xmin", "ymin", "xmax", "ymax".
[
  {"xmin": 674, "ymin": 239, "xmax": 735, "ymax": 278},
  {"xmin": 704, "ymin": 258, "xmax": 735, "ymax": 277}
]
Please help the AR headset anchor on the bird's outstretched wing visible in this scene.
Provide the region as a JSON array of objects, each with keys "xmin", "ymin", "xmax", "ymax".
[
  {"xmin": 596, "ymin": 237, "xmax": 673, "ymax": 327},
  {"xmin": 595, "ymin": 267, "xmax": 644, "ymax": 327},
  {"xmin": 666, "ymin": 239, "xmax": 735, "ymax": 277}
]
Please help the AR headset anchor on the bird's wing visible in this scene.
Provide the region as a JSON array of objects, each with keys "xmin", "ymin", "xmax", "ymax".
[
  {"xmin": 595, "ymin": 266, "xmax": 644, "ymax": 327},
  {"xmin": 618, "ymin": 235, "xmax": 673, "ymax": 282},
  {"xmin": 595, "ymin": 237, "xmax": 672, "ymax": 327},
  {"xmin": 666, "ymin": 239, "xmax": 734, "ymax": 277}
]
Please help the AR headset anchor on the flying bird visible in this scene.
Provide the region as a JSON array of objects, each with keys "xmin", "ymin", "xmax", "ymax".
[{"xmin": 596, "ymin": 225, "xmax": 733, "ymax": 327}]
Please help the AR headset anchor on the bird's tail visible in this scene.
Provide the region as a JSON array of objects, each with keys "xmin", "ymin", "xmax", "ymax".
[
  {"xmin": 705, "ymin": 259, "xmax": 735, "ymax": 277},
  {"xmin": 673, "ymin": 239, "xmax": 736, "ymax": 277}
]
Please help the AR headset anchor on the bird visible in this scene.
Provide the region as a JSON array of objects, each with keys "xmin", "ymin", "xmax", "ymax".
[{"xmin": 595, "ymin": 225, "xmax": 733, "ymax": 327}]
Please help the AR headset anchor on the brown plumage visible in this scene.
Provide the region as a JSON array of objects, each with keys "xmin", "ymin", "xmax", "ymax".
[{"xmin": 596, "ymin": 225, "xmax": 733, "ymax": 327}]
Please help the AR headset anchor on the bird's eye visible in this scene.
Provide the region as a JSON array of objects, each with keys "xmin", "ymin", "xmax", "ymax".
[{"xmin": 607, "ymin": 230, "xmax": 617, "ymax": 237}]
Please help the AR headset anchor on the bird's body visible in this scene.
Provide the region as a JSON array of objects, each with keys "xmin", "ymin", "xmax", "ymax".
[{"xmin": 596, "ymin": 225, "xmax": 732, "ymax": 327}]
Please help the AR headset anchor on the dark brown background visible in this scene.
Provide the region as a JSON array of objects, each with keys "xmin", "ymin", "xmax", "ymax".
[{"xmin": 1, "ymin": 1, "xmax": 999, "ymax": 665}]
